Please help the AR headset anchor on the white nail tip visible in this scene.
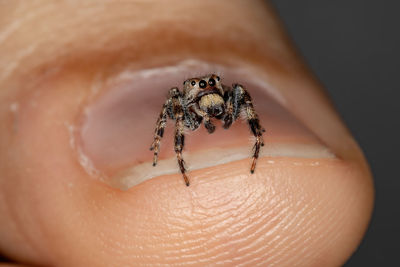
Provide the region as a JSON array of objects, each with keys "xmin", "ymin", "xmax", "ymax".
[{"xmin": 112, "ymin": 143, "xmax": 334, "ymax": 190}]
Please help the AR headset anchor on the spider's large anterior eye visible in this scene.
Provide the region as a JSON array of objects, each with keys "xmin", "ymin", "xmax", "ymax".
[
  {"xmin": 216, "ymin": 76, "xmax": 220, "ymax": 81},
  {"xmin": 199, "ymin": 80, "xmax": 207, "ymax": 88},
  {"xmin": 208, "ymin": 78, "xmax": 215, "ymax": 86},
  {"xmin": 191, "ymin": 80, "xmax": 196, "ymax": 86}
]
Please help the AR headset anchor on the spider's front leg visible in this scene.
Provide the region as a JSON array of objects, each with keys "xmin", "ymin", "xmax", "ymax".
[
  {"xmin": 222, "ymin": 89, "xmax": 233, "ymax": 129},
  {"xmin": 226, "ymin": 84, "xmax": 265, "ymax": 173},
  {"xmin": 150, "ymin": 101, "xmax": 169, "ymax": 166},
  {"xmin": 174, "ymin": 105, "xmax": 190, "ymax": 186},
  {"xmin": 150, "ymin": 89, "xmax": 176, "ymax": 166}
]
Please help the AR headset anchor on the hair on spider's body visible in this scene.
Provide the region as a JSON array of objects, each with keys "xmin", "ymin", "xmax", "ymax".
[{"xmin": 150, "ymin": 74, "xmax": 265, "ymax": 186}]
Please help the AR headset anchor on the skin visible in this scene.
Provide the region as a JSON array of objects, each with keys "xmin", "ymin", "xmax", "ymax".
[{"xmin": 0, "ymin": 1, "xmax": 374, "ymax": 266}]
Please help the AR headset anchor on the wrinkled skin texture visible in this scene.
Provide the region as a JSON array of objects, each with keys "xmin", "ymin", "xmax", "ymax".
[{"xmin": 0, "ymin": 0, "xmax": 373, "ymax": 266}]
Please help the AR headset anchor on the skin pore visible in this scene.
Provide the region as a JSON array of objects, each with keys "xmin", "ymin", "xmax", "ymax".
[{"xmin": 0, "ymin": 1, "xmax": 373, "ymax": 266}]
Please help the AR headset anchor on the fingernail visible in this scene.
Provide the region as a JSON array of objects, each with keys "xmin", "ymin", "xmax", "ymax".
[{"xmin": 76, "ymin": 60, "xmax": 334, "ymax": 190}]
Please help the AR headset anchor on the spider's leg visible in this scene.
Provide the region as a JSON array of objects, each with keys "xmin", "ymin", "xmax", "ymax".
[
  {"xmin": 174, "ymin": 106, "xmax": 190, "ymax": 186},
  {"xmin": 232, "ymin": 84, "xmax": 265, "ymax": 173},
  {"xmin": 150, "ymin": 88, "xmax": 177, "ymax": 166},
  {"xmin": 222, "ymin": 89, "xmax": 233, "ymax": 129},
  {"xmin": 150, "ymin": 101, "xmax": 169, "ymax": 166}
]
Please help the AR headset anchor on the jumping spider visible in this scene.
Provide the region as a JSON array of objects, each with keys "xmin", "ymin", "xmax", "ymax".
[{"xmin": 150, "ymin": 74, "xmax": 265, "ymax": 186}]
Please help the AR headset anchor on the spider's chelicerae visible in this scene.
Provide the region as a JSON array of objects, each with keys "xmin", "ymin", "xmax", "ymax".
[{"xmin": 150, "ymin": 74, "xmax": 265, "ymax": 186}]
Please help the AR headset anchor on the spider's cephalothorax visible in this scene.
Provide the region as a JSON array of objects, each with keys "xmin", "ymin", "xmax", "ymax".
[{"xmin": 150, "ymin": 74, "xmax": 265, "ymax": 186}]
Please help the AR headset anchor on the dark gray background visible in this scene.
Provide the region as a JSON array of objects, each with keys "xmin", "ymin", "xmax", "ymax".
[{"xmin": 268, "ymin": 0, "xmax": 400, "ymax": 266}]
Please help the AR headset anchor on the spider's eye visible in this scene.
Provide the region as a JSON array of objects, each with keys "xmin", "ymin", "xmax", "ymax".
[
  {"xmin": 199, "ymin": 80, "xmax": 207, "ymax": 88},
  {"xmin": 216, "ymin": 76, "xmax": 220, "ymax": 81},
  {"xmin": 191, "ymin": 80, "xmax": 196, "ymax": 86},
  {"xmin": 208, "ymin": 78, "xmax": 216, "ymax": 86}
]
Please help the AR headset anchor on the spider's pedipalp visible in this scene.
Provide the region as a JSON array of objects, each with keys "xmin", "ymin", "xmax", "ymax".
[{"xmin": 191, "ymin": 104, "xmax": 215, "ymax": 133}]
